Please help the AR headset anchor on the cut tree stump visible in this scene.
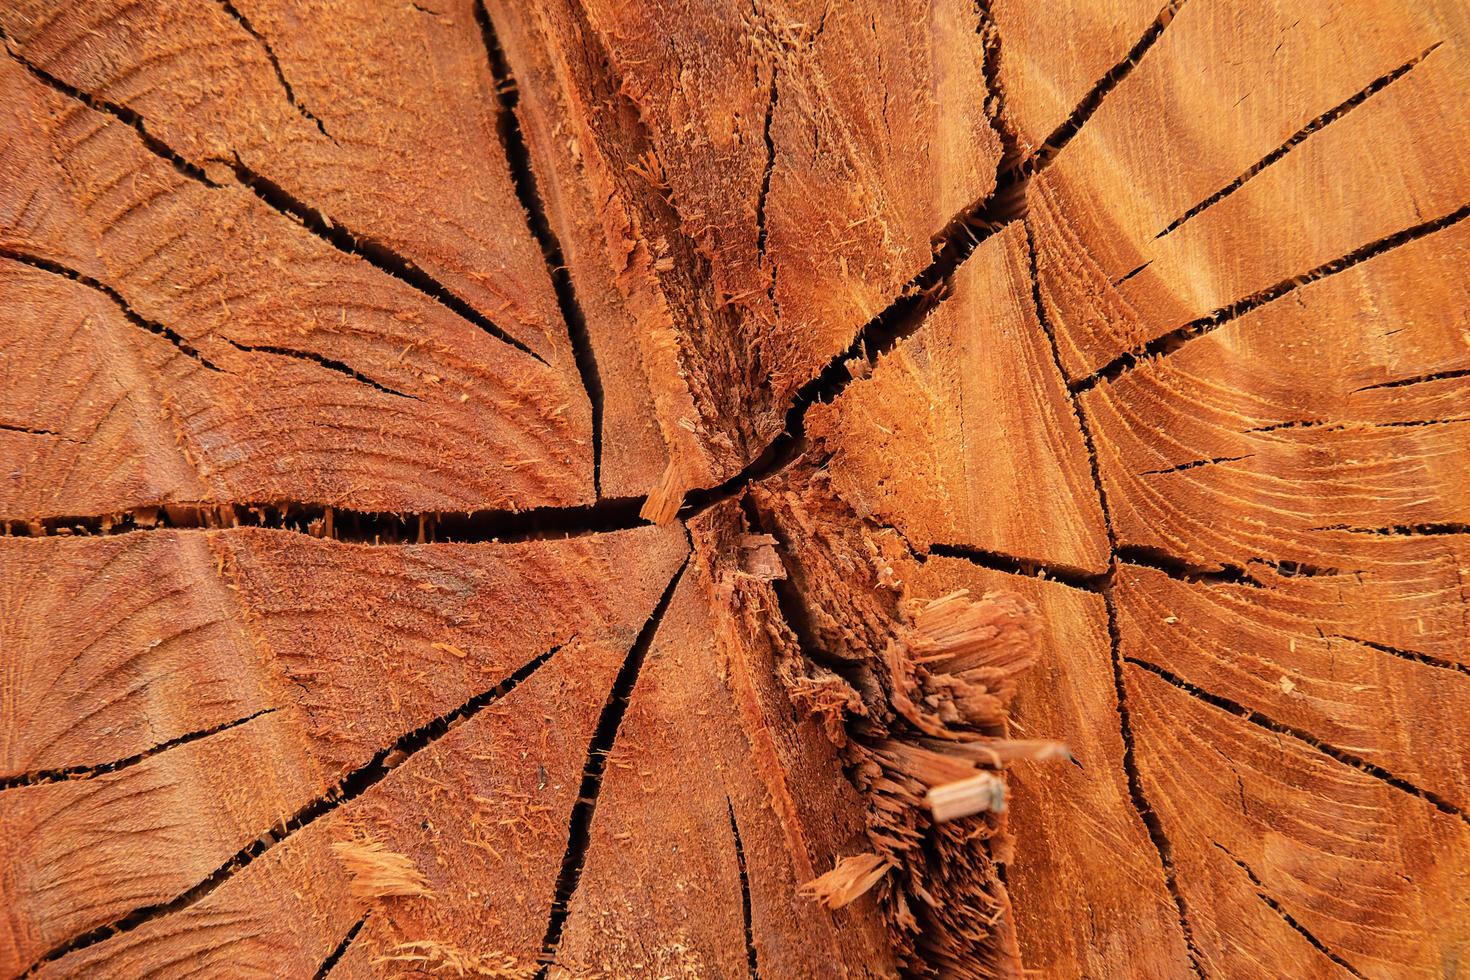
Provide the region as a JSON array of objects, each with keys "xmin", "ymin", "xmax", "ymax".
[{"xmin": 2, "ymin": 0, "xmax": 1467, "ymax": 977}]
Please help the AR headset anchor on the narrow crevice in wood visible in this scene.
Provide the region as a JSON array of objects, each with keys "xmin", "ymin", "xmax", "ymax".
[
  {"xmin": 0, "ymin": 423, "xmax": 67, "ymax": 438},
  {"xmin": 22, "ymin": 646, "xmax": 562, "ymax": 975},
  {"xmin": 1210, "ymin": 841, "xmax": 1366, "ymax": 978},
  {"xmin": 742, "ymin": 493, "xmax": 867, "ymax": 677},
  {"xmin": 1074, "ymin": 199, "xmax": 1470, "ymax": 392},
  {"xmin": 926, "ymin": 543, "xmax": 1107, "ymax": 593},
  {"xmin": 1249, "ymin": 416, "xmax": 1470, "ymax": 433},
  {"xmin": 1020, "ymin": 220, "xmax": 1114, "ymax": 548},
  {"xmin": 1112, "ymin": 260, "xmax": 1152, "ymax": 287},
  {"xmin": 0, "ymin": 709, "xmax": 275, "ymax": 791},
  {"xmin": 728, "ymin": 798, "xmax": 761, "ymax": 979},
  {"xmin": 1352, "ymin": 367, "xmax": 1470, "ymax": 392},
  {"xmin": 755, "ymin": 68, "xmax": 779, "ymax": 270},
  {"xmin": 1119, "ymin": 547, "xmax": 1351, "ymax": 585},
  {"xmin": 1021, "ymin": 218, "xmax": 1210, "ymax": 977},
  {"xmin": 1248, "ymin": 557, "xmax": 1344, "ymax": 579},
  {"xmin": 1126, "ymin": 656, "xmax": 1469, "ymax": 823},
  {"xmin": 678, "ymin": 189, "xmax": 1021, "ymax": 525},
  {"xmin": 3, "ymin": 497, "xmax": 656, "ymax": 544},
  {"xmin": 1316, "ymin": 520, "xmax": 1470, "ymax": 536},
  {"xmin": 5, "ymin": 480, "xmax": 815, "ymax": 549},
  {"xmin": 0, "ymin": 38, "xmax": 220, "ymax": 187},
  {"xmin": 1140, "ymin": 453, "xmax": 1253, "ymax": 476},
  {"xmin": 536, "ymin": 560, "xmax": 690, "ymax": 975},
  {"xmin": 1327, "ymin": 635, "xmax": 1470, "ymax": 679},
  {"xmin": 973, "ymin": 0, "xmax": 1022, "ymax": 170},
  {"xmin": 1103, "ymin": 588, "xmax": 1210, "ymax": 978},
  {"xmin": 215, "ymin": 0, "xmax": 334, "ymax": 141},
  {"xmin": 312, "ymin": 913, "xmax": 368, "ymax": 980},
  {"xmin": 223, "ymin": 339, "xmax": 416, "ymax": 399},
  {"xmin": 696, "ymin": 196, "xmax": 1030, "ymax": 519},
  {"xmin": 227, "ymin": 157, "xmax": 545, "ymax": 362},
  {"xmin": 1017, "ymin": 0, "xmax": 1187, "ymax": 176},
  {"xmin": 679, "ymin": 428, "xmax": 805, "ymax": 523},
  {"xmin": 0, "ymin": 248, "xmax": 222, "ymax": 371},
  {"xmin": 1116, "ymin": 546, "xmax": 1265, "ymax": 588},
  {"xmin": 476, "ymin": 0, "xmax": 605, "ymax": 490},
  {"xmin": 2, "ymin": 35, "xmax": 544, "ymax": 364},
  {"xmin": 1155, "ymin": 43, "xmax": 1440, "ymax": 239},
  {"xmin": 1245, "ymin": 419, "xmax": 1328, "ymax": 434}
]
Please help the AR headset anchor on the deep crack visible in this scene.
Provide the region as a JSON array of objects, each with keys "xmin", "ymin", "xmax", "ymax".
[
  {"xmin": 536, "ymin": 559, "xmax": 689, "ymax": 975},
  {"xmin": 23, "ymin": 646, "xmax": 562, "ymax": 974}
]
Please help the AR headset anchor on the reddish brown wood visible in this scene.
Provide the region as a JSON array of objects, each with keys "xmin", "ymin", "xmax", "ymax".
[{"xmin": 3, "ymin": 0, "xmax": 1469, "ymax": 976}]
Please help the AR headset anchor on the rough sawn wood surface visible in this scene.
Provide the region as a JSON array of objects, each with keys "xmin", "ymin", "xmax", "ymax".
[{"xmin": 2, "ymin": 0, "xmax": 1468, "ymax": 977}]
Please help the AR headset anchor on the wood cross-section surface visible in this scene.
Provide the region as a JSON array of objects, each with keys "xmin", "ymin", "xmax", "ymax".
[{"xmin": 2, "ymin": 0, "xmax": 1468, "ymax": 977}]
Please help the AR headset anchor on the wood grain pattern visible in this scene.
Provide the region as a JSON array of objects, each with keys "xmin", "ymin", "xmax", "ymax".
[
  {"xmin": 0, "ymin": 52, "xmax": 591, "ymax": 516},
  {"xmin": 900, "ymin": 555, "xmax": 1194, "ymax": 978},
  {"xmin": 1, "ymin": 526, "xmax": 686, "ymax": 976},
  {"xmin": 806, "ymin": 224, "xmax": 1109, "ymax": 574},
  {"xmin": 1028, "ymin": 0, "xmax": 1470, "ymax": 381},
  {"xmin": 1126, "ymin": 664, "xmax": 1470, "ymax": 977},
  {"xmin": 32, "ymin": 640, "xmax": 623, "ymax": 978},
  {"xmin": 4, "ymin": 0, "xmax": 1469, "ymax": 975},
  {"xmin": 0, "ymin": 0, "xmax": 574, "ymax": 365},
  {"xmin": 491, "ymin": 0, "xmax": 1002, "ymax": 505}
]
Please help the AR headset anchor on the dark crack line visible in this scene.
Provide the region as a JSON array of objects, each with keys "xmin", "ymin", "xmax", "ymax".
[
  {"xmin": 1074, "ymin": 199, "xmax": 1470, "ymax": 393},
  {"xmin": 728, "ymin": 798, "xmax": 760, "ymax": 979},
  {"xmin": 1, "ymin": 39, "xmax": 219, "ymax": 187},
  {"xmin": 1112, "ymin": 260, "xmax": 1152, "ymax": 287},
  {"xmin": 3, "ymin": 35, "xmax": 543, "ymax": 364},
  {"xmin": 23, "ymin": 645, "xmax": 561, "ymax": 975},
  {"xmin": 0, "ymin": 422, "xmax": 67, "ymax": 438},
  {"xmin": 224, "ymin": 340, "xmax": 416, "ymax": 399},
  {"xmin": 755, "ymin": 66, "xmax": 779, "ymax": 272},
  {"xmin": 1127, "ymin": 656, "xmax": 1468, "ymax": 823},
  {"xmin": 476, "ymin": 0, "xmax": 604, "ymax": 491},
  {"xmin": 216, "ymin": 0, "xmax": 334, "ymax": 141},
  {"xmin": 925, "ymin": 543, "xmax": 1106, "ymax": 593},
  {"xmin": 1021, "ymin": 218, "xmax": 1209, "ymax": 977},
  {"xmin": 1211, "ymin": 841, "xmax": 1366, "ymax": 978},
  {"xmin": 228, "ymin": 158, "xmax": 545, "ymax": 362},
  {"xmin": 1121, "ymin": 546, "xmax": 1347, "ymax": 583},
  {"xmin": 312, "ymin": 912, "xmax": 368, "ymax": 980},
  {"xmin": 1243, "ymin": 416, "xmax": 1470, "ymax": 433},
  {"xmin": 0, "ymin": 249, "xmax": 222, "ymax": 371},
  {"xmin": 1102, "ymin": 588, "xmax": 1210, "ymax": 976},
  {"xmin": 973, "ymin": 0, "xmax": 1019, "ymax": 168},
  {"xmin": 1016, "ymin": 0, "xmax": 1187, "ymax": 176},
  {"xmin": 1313, "ymin": 521, "xmax": 1470, "ymax": 537},
  {"xmin": 743, "ymin": 492, "xmax": 866, "ymax": 675},
  {"xmin": 536, "ymin": 559, "xmax": 689, "ymax": 975},
  {"xmin": 676, "ymin": 186, "xmax": 1030, "ymax": 524},
  {"xmin": 5, "ymin": 497, "xmax": 654, "ymax": 544},
  {"xmin": 1140, "ymin": 452, "xmax": 1253, "ymax": 476},
  {"xmin": 0, "ymin": 709, "xmax": 274, "ymax": 790},
  {"xmin": 1327, "ymin": 635, "xmax": 1470, "ymax": 679},
  {"xmin": 1117, "ymin": 545, "xmax": 1266, "ymax": 588},
  {"xmin": 1155, "ymin": 43, "xmax": 1440, "ymax": 239},
  {"xmin": 1352, "ymin": 367, "xmax": 1470, "ymax": 393}
]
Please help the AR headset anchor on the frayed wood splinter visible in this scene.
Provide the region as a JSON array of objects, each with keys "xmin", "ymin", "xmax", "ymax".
[
  {"xmin": 800, "ymin": 852, "xmax": 895, "ymax": 909},
  {"xmin": 333, "ymin": 836, "xmax": 433, "ymax": 899},
  {"xmin": 926, "ymin": 771, "xmax": 1007, "ymax": 822}
]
